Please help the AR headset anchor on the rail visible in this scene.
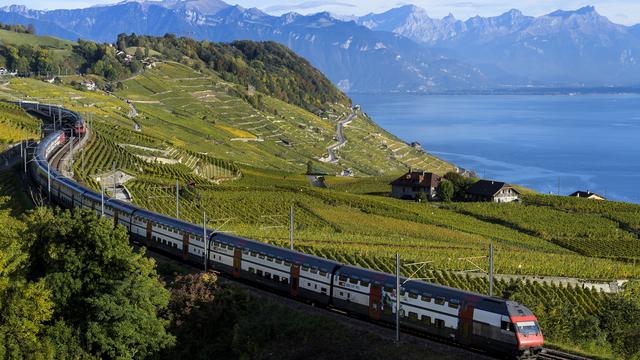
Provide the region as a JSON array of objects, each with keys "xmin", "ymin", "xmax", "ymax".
[{"xmin": 538, "ymin": 348, "xmax": 593, "ymax": 360}]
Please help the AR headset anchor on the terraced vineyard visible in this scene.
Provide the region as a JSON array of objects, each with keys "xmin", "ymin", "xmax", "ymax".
[
  {"xmin": 444, "ymin": 199, "xmax": 640, "ymax": 259},
  {"xmin": 0, "ymin": 102, "xmax": 40, "ymax": 151},
  {"xmin": 115, "ymin": 62, "xmax": 453, "ymax": 176}
]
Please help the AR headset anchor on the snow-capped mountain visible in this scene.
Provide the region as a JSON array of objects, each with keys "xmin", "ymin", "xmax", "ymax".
[
  {"xmin": 357, "ymin": 5, "xmax": 640, "ymax": 86},
  {"xmin": 1, "ymin": 1, "xmax": 639, "ymax": 90}
]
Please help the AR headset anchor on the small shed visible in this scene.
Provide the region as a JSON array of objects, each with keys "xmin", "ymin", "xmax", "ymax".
[{"xmin": 569, "ymin": 191, "xmax": 605, "ymax": 201}]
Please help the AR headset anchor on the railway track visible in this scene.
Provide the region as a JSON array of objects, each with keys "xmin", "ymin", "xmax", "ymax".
[{"xmin": 538, "ymin": 348, "xmax": 592, "ymax": 360}]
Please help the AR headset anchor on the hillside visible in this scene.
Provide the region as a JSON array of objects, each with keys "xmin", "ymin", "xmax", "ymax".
[{"xmin": 1, "ymin": 29, "xmax": 640, "ymax": 359}]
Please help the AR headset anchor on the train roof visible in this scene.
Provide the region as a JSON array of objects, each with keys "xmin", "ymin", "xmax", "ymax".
[
  {"xmin": 56, "ymin": 175, "xmax": 90, "ymax": 195},
  {"xmin": 213, "ymin": 232, "xmax": 341, "ymax": 272},
  {"xmin": 132, "ymin": 208, "xmax": 205, "ymax": 235},
  {"xmin": 36, "ymin": 130, "xmax": 65, "ymax": 160},
  {"xmin": 105, "ymin": 198, "xmax": 139, "ymax": 214}
]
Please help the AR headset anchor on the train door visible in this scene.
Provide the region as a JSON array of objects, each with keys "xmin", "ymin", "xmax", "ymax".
[
  {"xmin": 368, "ymin": 284, "xmax": 382, "ymax": 320},
  {"xmin": 459, "ymin": 299, "xmax": 475, "ymax": 345},
  {"xmin": 182, "ymin": 233, "xmax": 189, "ymax": 260},
  {"xmin": 113, "ymin": 209, "xmax": 119, "ymax": 228},
  {"xmin": 290, "ymin": 264, "xmax": 300, "ymax": 297},
  {"xmin": 233, "ymin": 249, "xmax": 242, "ymax": 278},
  {"xmin": 146, "ymin": 221, "xmax": 153, "ymax": 246}
]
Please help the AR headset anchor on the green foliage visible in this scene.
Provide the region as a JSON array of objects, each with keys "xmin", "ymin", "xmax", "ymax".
[
  {"xmin": 23, "ymin": 208, "xmax": 174, "ymax": 359},
  {"xmin": 162, "ymin": 273, "xmax": 459, "ymax": 360},
  {"xmin": 436, "ymin": 180, "xmax": 454, "ymax": 202},
  {"xmin": 443, "ymin": 171, "xmax": 476, "ymax": 199},
  {"xmin": 74, "ymin": 39, "xmax": 132, "ymax": 80},
  {"xmin": 0, "ymin": 23, "xmax": 35, "ymax": 34}
]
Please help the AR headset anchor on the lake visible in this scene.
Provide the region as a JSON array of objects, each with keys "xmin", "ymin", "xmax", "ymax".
[{"xmin": 351, "ymin": 93, "xmax": 640, "ymax": 203}]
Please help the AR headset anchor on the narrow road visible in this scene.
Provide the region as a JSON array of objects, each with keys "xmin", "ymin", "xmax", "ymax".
[
  {"xmin": 322, "ymin": 106, "xmax": 357, "ymax": 163},
  {"xmin": 127, "ymin": 101, "xmax": 142, "ymax": 132}
]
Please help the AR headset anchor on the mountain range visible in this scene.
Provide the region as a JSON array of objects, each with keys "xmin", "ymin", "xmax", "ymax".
[{"xmin": 1, "ymin": 0, "xmax": 639, "ymax": 92}]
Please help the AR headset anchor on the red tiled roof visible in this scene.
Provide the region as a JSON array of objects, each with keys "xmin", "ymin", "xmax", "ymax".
[{"xmin": 390, "ymin": 171, "xmax": 441, "ymax": 188}]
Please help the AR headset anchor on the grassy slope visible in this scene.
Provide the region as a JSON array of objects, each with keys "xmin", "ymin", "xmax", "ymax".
[{"xmin": 0, "ymin": 29, "xmax": 74, "ymax": 49}]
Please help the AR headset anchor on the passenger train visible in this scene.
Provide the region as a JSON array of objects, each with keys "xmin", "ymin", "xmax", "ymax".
[{"xmin": 27, "ymin": 103, "xmax": 543, "ymax": 359}]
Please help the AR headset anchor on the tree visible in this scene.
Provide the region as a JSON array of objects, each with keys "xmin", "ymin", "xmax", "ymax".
[
  {"xmin": 444, "ymin": 171, "xmax": 476, "ymax": 199},
  {"xmin": 23, "ymin": 208, "xmax": 174, "ymax": 359},
  {"xmin": 436, "ymin": 180, "xmax": 454, "ymax": 202},
  {"xmin": 0, "ymin": 207, "xmax": 54, "ymax": 358},
  {"xmin": 134, "ymin": 47, "xmax": 144, "ymax": 60}
]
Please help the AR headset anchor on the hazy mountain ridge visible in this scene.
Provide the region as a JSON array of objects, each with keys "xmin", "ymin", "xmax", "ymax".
[
  {"xmin": 358, "ymin": 5, "xmax": 640, "ymax": 86},
  {"xmin": 0, "ymin": 1, "xmax": 486, "ymax": 92}
]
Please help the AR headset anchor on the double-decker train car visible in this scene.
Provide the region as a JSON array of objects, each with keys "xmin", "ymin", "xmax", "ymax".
[{"xmin": 30, "ymin": 108, "xmax": 544, "ymax": 359}]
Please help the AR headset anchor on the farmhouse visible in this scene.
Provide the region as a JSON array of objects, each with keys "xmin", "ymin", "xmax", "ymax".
[
  {"xmin": 390, "ymin": 171, "xmax": 442, "ymax": 200},
  {"xmin": 81, "ymin": 79, "xmax": 96, "ymax": 91},
  {"xmin": 466, "ymin": 180, "xmax": 520, "ymax": 203},
  {"xmin": 569, "ymin": 191, "xmax": 606, "ymax": 200}
]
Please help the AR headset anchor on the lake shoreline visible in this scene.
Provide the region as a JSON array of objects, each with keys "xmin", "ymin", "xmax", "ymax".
[{"xmin": 352, "ymin": 93, "xmax": 640, "ymax": 204}]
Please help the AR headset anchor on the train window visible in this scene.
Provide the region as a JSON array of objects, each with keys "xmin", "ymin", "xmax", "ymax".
[
  {"xmin": 422, "ymin": 316, "xmax": 431, "ymax": 325},
  {"xmin": 249, "ymin": 267, "xmax": 255, "ymax": 274},
  {"xmin": 281, "ymin": 278, "xmax": 289, "ymax": 284},
  {"xmin": 339, "ymin": 276, "xmax": 348, "ymax": 282},
  {"xmin": 435, "ymin": 319, "xmax": 445, "ymax": 329},
  {"xmin": 408, "ymin": 312, "xmax": 418, "ymax": 321},
  {"xmin": 273, "ymin": 275, "xmax": 280, "ymax": 282},
  {"xmin": 321, "ymin": 287, "xmax": 327, "ymax": 293},
  {"xmin": 349, "ymin": 278, "xmax": 358, "ymax": 284},
  {"xmin": 422, "ymin": 294, "xmax": 432, "ymax": 302},
  {"xmin": 339, "ymin": 291, "xmax": 344, "ymax": 296},
  {"xmin": 265, "ymin": 272, "xmax": 271, "ymax": 279},
  {"xmin": 250, "ymin": 252, "xmax": 257, "ymax": 257},
  {"xmin": 284, "ymin": 261, "xmax": 292, "ymax": 266},
  {"xmin": 310, "ymin": 269, "xmax": 318, "ymax": 274},
  {"xmin": 243, "ymin": 249, "xmax": 249, "ymax": 255},
  {"xmin": 258, "ymin": 254, "xmax": 265, "ymax": 259},
  {"xmin": 308, "ymin": 282, "xmax": 311, "ymax": 287},
  {"xmin": 501, "ymin": 321, "xmax": 514, "ymax": 332},
  {"xmin": 360, "ymin": 281, "xmax": 369, "ymax": 287},
  {"xmin": 384, "ymin": 287, "xmax": 394, "ymax": 294},
  {"xmin": 449, "ymin": 300, "xmax": 460, "ymax": 309},
  {"xmin": 267, "ymin": 257, "xmax": 274, "ymax": 262},
  {"xmin": 301, "ymin": 266, "xmax": 309, "ymax": 272},
  {"xmin": 275, "ymin": 259, "xmax": 283, "ymax": 264},
  {"xmin": 319, "ymin": 271, "xmax": 327, "ymax": 277},
  {"xmin": 435, "ymin": 297, "xmax": 445, "ymax": 305},
  {"xmin": 400, "ymin": 289, "xmax": 406, "ymax": 296},
  {"xmin": 408, "ymin": 292, "xmax": 418, "ymax": 299},
  {"xmin": 256, "ymin": 269, "xmax": 263, "ymax": 276}
]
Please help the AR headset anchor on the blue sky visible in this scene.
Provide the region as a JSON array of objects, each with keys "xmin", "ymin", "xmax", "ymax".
[{"xmin": 2, "ymin": 0, "xmax": 639, "ymax": 25}]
